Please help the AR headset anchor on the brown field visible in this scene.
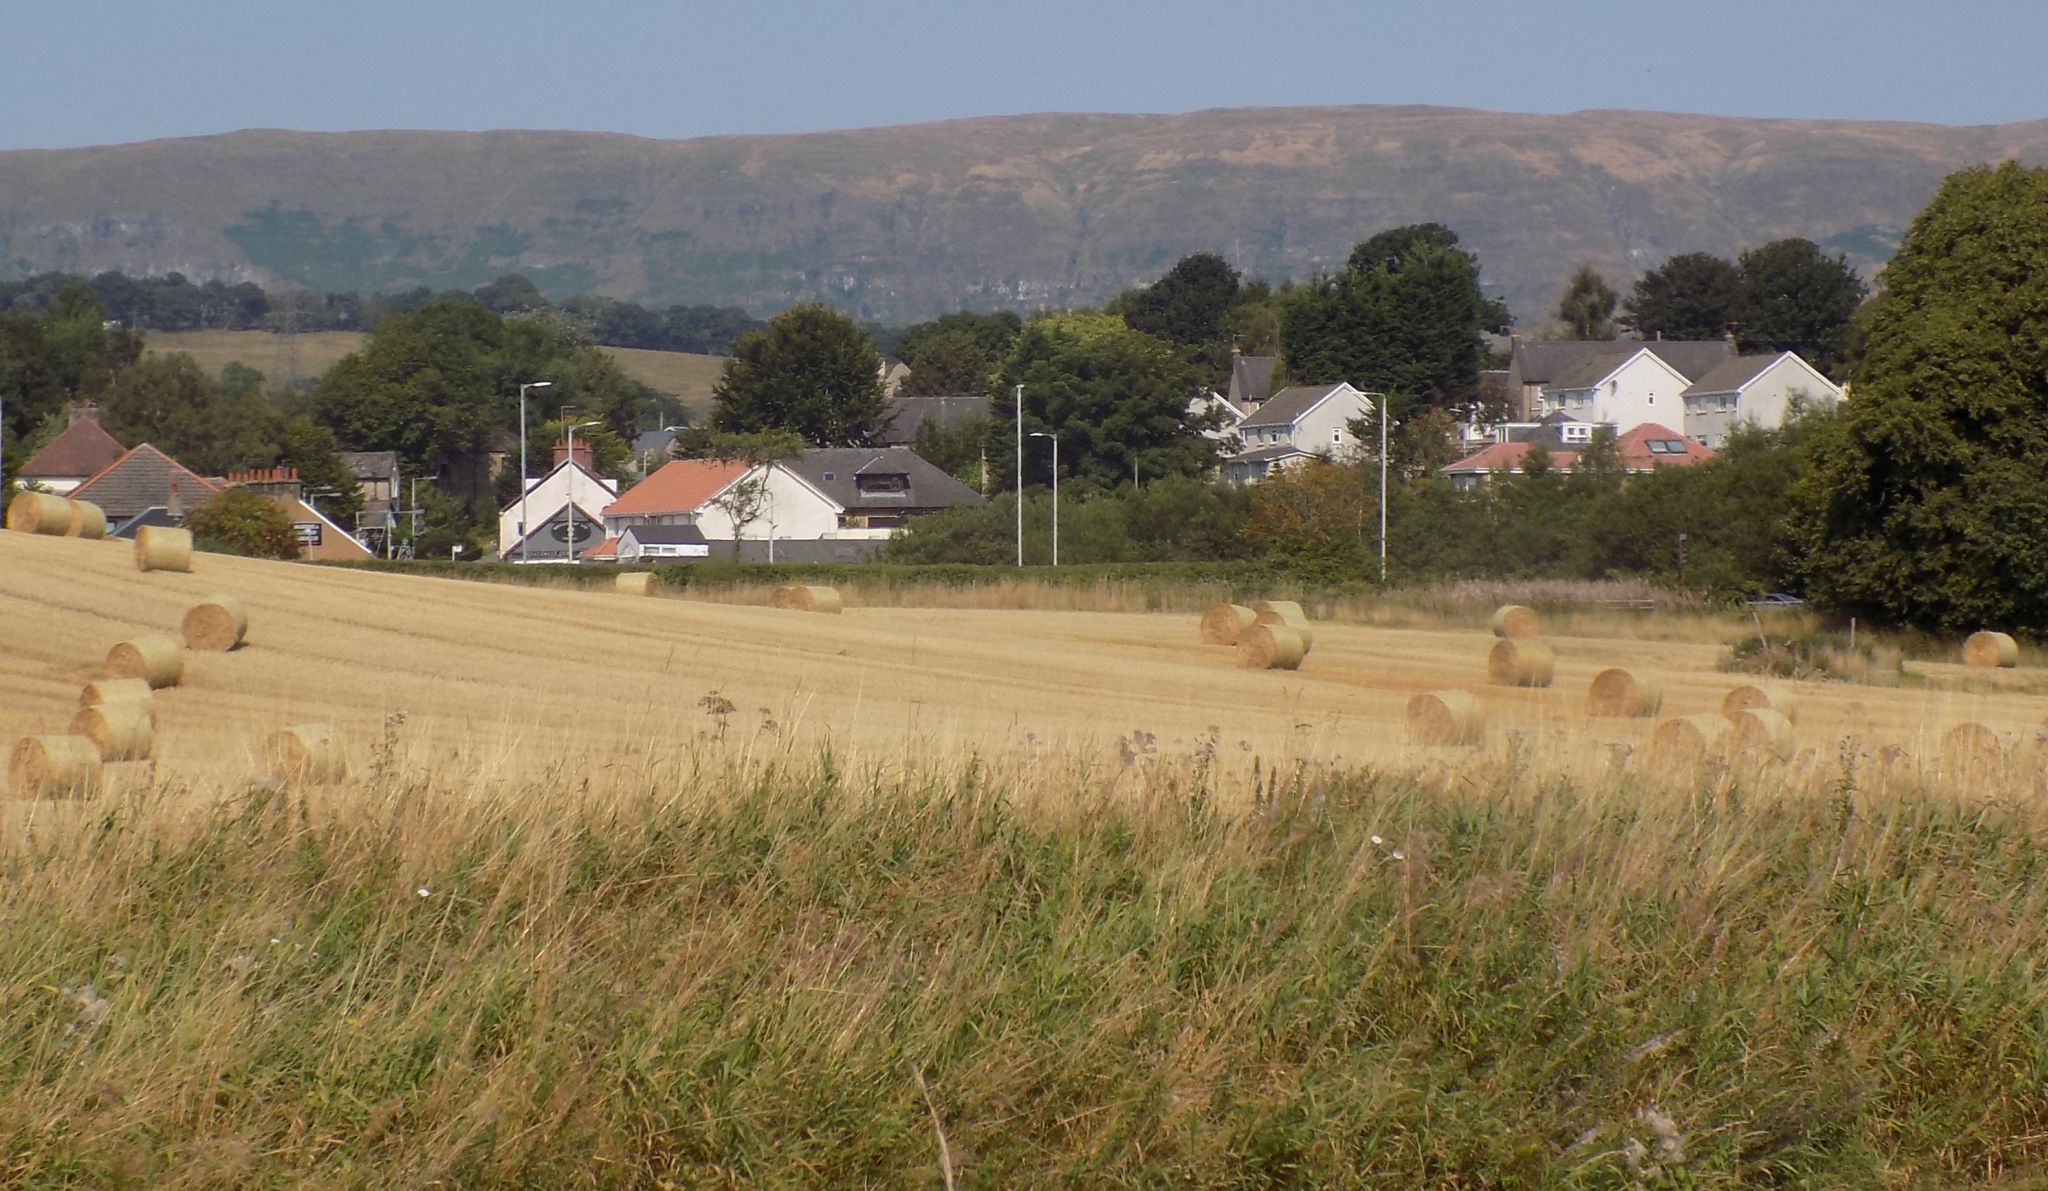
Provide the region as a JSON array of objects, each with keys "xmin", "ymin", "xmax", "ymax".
[
  {"xmin": 5, "ymin": 531, "xmax": 2043, "ymax": 803},
  {"xmin": 144, "ymin": 330, "xmax": 725, "ymax": 413}
]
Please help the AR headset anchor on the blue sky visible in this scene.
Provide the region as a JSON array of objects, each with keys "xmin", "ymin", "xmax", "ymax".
[{"xmin": 6, "ymin": 0, "xmax": 2041, "ymax": 149}]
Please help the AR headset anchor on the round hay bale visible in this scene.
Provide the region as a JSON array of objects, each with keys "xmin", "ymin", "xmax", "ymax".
[
  {"xmin": 6, "ymin": 491, "xmax": 73, "ymax": 535},
  {"xmin": 1490, "ymin": 604, "xmax": 1542, "ymax": 639},
  {"xmin": 9, "ymin": 735, "xmax": 101, "ymax": 798},
  {"xmin": 1407, "ymin": 690, "xmax": 1483, "ymax": 745},
  {"xmin": 1720, "ymin": 685, "xmax": 1799, "ymax": 724},
  {"xmin": 70, "ymin": 703, "xmax": 153, "ymax": 762},
  {"xmin": 1238, "ymin": 624, "xmax": 1306, "ymax": 671},
  {"xmin": 1252, "ymin": 608, "xmax": 1314, "ymax": 652},
  {"xmin": 1199, "ymin": 603, "xmax": 1255, "ymax": 645},
  {"xmin": 1253, "ymin": 599, "xmax": 1308, "ymax": 625},
  {"xmin": 1731, "ymin": 707, "xmax": 1796, "ymax": 761},
  {"xmin": 1487, "ymin": 639, "xmax": 1556, "ymax": 687},
  {"xmin": 1963, "ymin": 631, "xmax": 2019, "ymax": 669},
  {"xmin": 1939, "ymin": 722, "xmax": 2019, "ymax": 777},
  {"xmin": 135, "ymin": 526, "xmax": 194, "ymax": 573},
  {"xmin": 1586, "ymin": 667, "xmax": 1662, "ymax": 717},
  {"xmin": 615, "ymin": 572, "xmax": 660, "ymax": 597},
  {"xmin": 1649, "ymin": 714, "xmax": 1733, "ymax": 768},
  {"xmin": 771, "ymin": 585, "xmax": 843, "ymax": 613},
  {"xmin": 104, "ymin": 635, "xmax": 184, "ymax": 688},
  {"xmin": 181, "ymin": 595, "xmax": 248, "ymax": 651},
  {"xmin": 63, "ymin": 499, "xmax": 108, "ymax": 540},
  {"xmin": 264, "ymin": 724, "xmax": 347, "ymax": 784},
  {"xmin": 79, "ymin": 678, "xmax": 155, "ymax": 711}
]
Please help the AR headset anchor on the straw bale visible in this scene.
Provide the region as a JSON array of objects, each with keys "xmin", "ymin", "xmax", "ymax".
[
  {"xmin": 1238, "ymin": 624, "xmax": 1306, "ymax": 670},
  {"xmin": 1720, "ymin": 685, "xmax": 1799, "ymax": 723},
  {"xmin": 63, "ymin": 499, "xmax": 108, "ymax": 539},
  {"xmin": 135, "ymin": 526, "xmax": 193, "ymax": 573},
  {"xmin": 1252, "ymin": 608, "xmax": 1314, "ymax": 652},
  {"xmin": 9, "ymin": 735, "xmax": 100, "ymax": 798},
  {"xmin": 1253, "ymin": 599, "xmax": 1308, "ymax": 625},
  {"xmin": 1649, "ymin": 714, "xmax": 1732, "ymax": 767},
  {"xmin": 1407, "ymin": 690, "xmax": 1483, "ymax": 745},
  {"xmin": 1490, "ymin": 604, "xmax": 1542, "ymax": 639},
  {"xmin": 1963, "ymin": 631, "xmax": 2019, "ymax": 668},
  {"xmin": 70, "ymin": 704, "xmax": 154, "ymax": 762},
  {"xmin": 771, "ymin": 585, "xmax": 843, "ymax": 613},
  {"xmin": 181, "ymin": 595, "xmax": 248, "ymax": 651},
  {"xmin": 6, "ymin": 491, "xmax": 72, "ymax": 535},
  {"xmin": 105, "ymin": 634, "xmax": 185, "ymax": 688},
  {"xmin": 1586, "ymin": 667, "xmax": 1662, "ymax": 717},
  {"xmin": 80, "ymin": 678, "xmax": 155, "ymax": 711},
  {"xmin": 615, "ymin": 572, "xmax": 660, "ymax": 597},
  {"xmin": 1731, "ymin": 708, "xmax": 1795, "ymax": 761},
  {"xmin": 264, "ymin": 724, "xmax": 348, "ymax": 784},
  {"xmin": 1939, "ymin": 722, "xmax": 2022, "ymax": 777},
  {"xmin": 1487, "ymin": 639, "xmax": 1555, "ymax": 687},
  {"xmin": 1199, "ymin": 603, "xmax": 1255, "ymax": 645}
]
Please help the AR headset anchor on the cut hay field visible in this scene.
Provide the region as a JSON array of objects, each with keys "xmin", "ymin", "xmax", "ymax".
[
  {"xmin": 5, "ymin": 532, "xmax": 2041, "ymax": 800},
  {"xmin": 144, "ymin": 330, "xmax": 725, "ymax": 412}
]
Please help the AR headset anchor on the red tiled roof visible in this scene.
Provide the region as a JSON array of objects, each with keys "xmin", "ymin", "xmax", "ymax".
[
  {"xmin": 68, "ymin": 444, "xmax": 222, "ymax": 520},
  {"xmin": 1616, "ymin": 423, "xmax": 1715, "ymax": 470},
  {"xmin": 21, "ymin": 416, "xmax": 127, "ymax": 480},
  {"xmin": 603, "ymin": 459, "xmax": 751, "ymax": 517},
  {"xmin": 581, "ymin": 536, "xmax": 619, "ymax": 560},
  {"xmin": 1441, "ymin": 441, "xmax": 1582, "ymax": 474}
]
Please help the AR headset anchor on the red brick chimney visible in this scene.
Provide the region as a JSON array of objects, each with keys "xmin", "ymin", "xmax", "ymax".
[{"xmin": 552, "ymin": 438, "xmax": 595, "ymax": 472}]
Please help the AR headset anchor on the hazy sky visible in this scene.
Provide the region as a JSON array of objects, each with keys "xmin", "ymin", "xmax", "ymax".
[{"xmin": 6, "ymin": 0, "xmax": 2042, "ymax": 150}]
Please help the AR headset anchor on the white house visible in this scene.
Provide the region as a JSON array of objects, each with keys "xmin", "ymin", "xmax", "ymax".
[
  {"xmin": 1537, "ymin": 348, "xmax": 1693, "ymax": 436},
  {"xmin": 1680, "ymin": 352, "xmax": 1842, "ymax": 447},
  {"xmin": 496, "ymin": 440, "xmax": 620, "ymax": 563},
  {"xmin": 1223, "ymin": 382, "xmax": 1374, "ymax": 485},
  {"xmin": 1186, "ymin": 390, "xmax": 1247, "ymax": 444},
  {"xmin": 617, "ymin": 524, "xmax": 711, "ymax": 561}
]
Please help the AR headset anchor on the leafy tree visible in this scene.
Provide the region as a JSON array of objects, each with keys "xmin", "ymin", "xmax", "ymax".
[
  {"xmin": 912, "ymin": 414, "xmax": 991, "ymax": 488},
  {"xmin": 278, "ymin": 415, "xmax": 362, "ymax": 526},
  {"xmin": 1619, "ymin": 252, "xmax": 1741, "ymax": 341},
  {"xmin": 1281, "ymin": 223, "xmax": 1503, "ymax": 415},
  {"xmin": 98, "ymin": 352, "xmax": 283, "ymax": 474},
  {"xmin": 709, "ymin": 303, "xmax": 887, "ymax": 446},
  {"xmin": 897, "ymin": 329, "xmax": 995, "ymax": 397},
  {"xmin": 1117, "ymin": 253, "xmax": 1241, "ymax": 349},
  {"xmin": 1555, "ymin": 265, "xmax": 1618, "ymax": 339},
  {"xmin": 995, "ymin": 312, "xmax": 1215, "ymax": 490},
  {"xmin": 1790, "ymin": 162, "xmax": 2048, "ymax": 631},
  {"xmin": 183, "ymin": 487, "xmax": 301, "ymax": 559},
  {"xmin": 1242, "ymin": 461, "xmax": 1372, "ymax": 565},
  {"xmin": 473, "ymin": 273, "xmax": 547, "ymax": 313},
  {"xmin": 1735, "ymin": 239, "xmax": 1869, "ymax": 377}
]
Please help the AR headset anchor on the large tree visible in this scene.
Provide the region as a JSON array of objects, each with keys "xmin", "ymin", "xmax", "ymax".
[
  {"xmin": 1734, "ymin": 238, "xmax": 1869, "ymax": 377},
  {"xmin": 1554, "ymin": 265, "xmax": 1618, "ymax": 340},
  {"xmin": 1117, "ymin": 252, "xmax": 1241, "ymax": 349},
  {"xmin": 1619, "ymin": 252, "xmax": 1741, "ymax": 341},
  {"xmin": 996, "ymin": 312, "xmax": 1215, "ymax": 490},
  {"xmin": 1790, "ymin": 162, "xmax": 2048, "ymax": 631},
  {"xmin": 98, "ymin": 354, "xmax": 282, "ymax": 475},
  {"xmin": 1280, "ymin": 223, "xmax": 1504, "ymax": 415},
  {"xmin": 709, "ymin": 303, "xmax": 888, "ymax": 446}
]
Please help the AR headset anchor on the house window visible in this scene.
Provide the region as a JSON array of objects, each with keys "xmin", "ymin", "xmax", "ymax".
[
  {"xmin": 822, "ymin": 472, "xmax": 835, "ymax": 481},
  {"xmin": 1561, "ymin": 424, "xmax": 1592, "ymax": 444},
  {"xmin": 855, "ymin": 473, "xmax": 909, "ymax": 493},
  {"xmin": 1332, "ymin": 430, "xmax": 1342, "ymax": 444}
]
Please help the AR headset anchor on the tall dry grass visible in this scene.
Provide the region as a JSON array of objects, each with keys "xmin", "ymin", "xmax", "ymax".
[{"xmin": 4, "ymin": 740, "xmax": 2048, "ymax": 1186}]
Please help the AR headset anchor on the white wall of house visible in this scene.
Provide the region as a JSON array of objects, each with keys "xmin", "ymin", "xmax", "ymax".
[
  {"xmin": 1237, "ymin": 384, "xmax": 1373, "ymax": 459},
  {"xmin": 691, "ymin": 464, "xmax": 841, "ymax": 540},
  {"xmin": 1187, "ymin": 392, "xmax": 1245, "ymax": 443},
  {"xmin": 498, "ymin": 463, "xmax": 618, "ymax": 559},
  {"xmin": 1541, "ymin": 350, "xmax": 1691, "ymax": 435},
  {"xmin": 1682, "ymin": 354, "xmax": 1841, "ymax": 447},
  {"xmin": 618, "ymin": 536, "xmax": 709, "ymax": 562}
]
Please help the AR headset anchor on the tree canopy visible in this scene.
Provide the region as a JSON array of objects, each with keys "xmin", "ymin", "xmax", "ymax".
[
  {"xmin": 1734, "ymin": 238, "xmax": 1869, "ymax": 377},
  {"xmin": 1554, "ymin": 265, "xmax": 1618, "ymax": 340},
  {"xmin": 1790, "ymin": 162, "xmax": 2048, "ymax": 632},
  {"xmin": 1620, "ymin": 252, "xmax": 1742, "ymax": 341},
  {"xmin": 709, "ymin": 303, "xmax": 888, "ymax": 446}
]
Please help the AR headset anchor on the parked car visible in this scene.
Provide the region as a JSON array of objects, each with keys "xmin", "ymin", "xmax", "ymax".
[{"xmin": 1745, "ymin": 592, "xmax": 1806, "ymax": 610}]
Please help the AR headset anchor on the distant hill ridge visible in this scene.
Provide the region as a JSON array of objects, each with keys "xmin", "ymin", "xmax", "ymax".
[{"xmin": 4, "ymin": 105, "xmax": 2046, "ymax": 323}]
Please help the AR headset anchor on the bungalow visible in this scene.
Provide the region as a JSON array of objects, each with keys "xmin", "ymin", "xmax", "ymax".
[
  {"xmin": 1680, "ymin": 352, "xmax": 1841, "ymax": 447},
  {"xmin": 1440, "ymin": 421, "xmax": 1714, "ymax": 490},
  {"xmin": 496, "ymin": 438, "xmax": 621, "ymax": 563},
  {"xmin": 19, "ymin": 406, "xmax": 126, "ymax": 495},
  {"xmin": 68, "ymin": 443, "xmax": 222, "ymax": 526},
  {"xmin": 617, "ymin": 523, "xmax": 710, "ymax": 561},
  {"xmin": 1223, "ymin": 382, "xmax": 1374, "ymax": 485}
]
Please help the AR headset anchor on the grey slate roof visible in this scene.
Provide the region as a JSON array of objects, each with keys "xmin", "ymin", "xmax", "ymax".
[
  {"xmin": 1513, "ymin": 339, "xmax": 1732, "ymax": 387},
  {"xmin": 621, "ymin": 523, "xmax": 708, "ymax": 546},
  {"xmin": 341, "ymin": 451, "xmax": 399, "ymax": 483},
  {"xmin": 1229, "ymin": 444, "xmax": 1320, "ymax": 465},
  {"xmin": 1238, "ymin": 383, "xmax": 1353, "ymax": 430},
  {"xmin": 68, "ymin": 444, "xmax": 221, "ymax": 522},
  {"xmin": 1545, "ymin": 342, "xmax": 1726, "ymax": 391},
  {"xmin": 1227, "ymin": 354, "xmax": 1277, "ymax": 408},
  {"xmin": 1679, "ymin": 353, "xmax": 1791, "ymax": 396},
  {"xmin": 785, "ymin": 447, "xmax": 986, "ymax": 513},
  {"xmin": 882, "ymin": 394, "xmax": 990, "ymax": 446}
]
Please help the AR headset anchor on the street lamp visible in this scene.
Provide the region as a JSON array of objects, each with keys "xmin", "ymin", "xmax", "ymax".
[
  {"xmin": 516, "ymin": 380, "xmax": 553, "ymax": 563},
  {"xmin": 1029, "ymin": 431, "xmax": 1058, "ymax": 567},
  {"xmin": 1013, "ymin": 383, "xmax": 1024, "ymax": 567},
  {"xmin": 1357, "ymin": 390, "xmax": 1391, "ymax": 583},
  {"xmin": 562, "ymin": 418, "xmax": 602, "ymax": 565}
]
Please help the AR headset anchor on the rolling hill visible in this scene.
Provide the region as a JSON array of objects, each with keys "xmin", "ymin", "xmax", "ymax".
[{"xmin": 4, "ymin": 106, "xmax": 2047, "ymax": 323}]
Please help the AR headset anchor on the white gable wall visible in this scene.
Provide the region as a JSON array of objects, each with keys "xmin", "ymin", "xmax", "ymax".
[
  {"xmin": 1683, "ymin": 354, "xmax": 1842, "ymax": 447},
  {"xmin": 498, "ymin": 463, "xmax": 618, "ymax": 560},
  {"xmin": 691, "ymin": 463, "xmax": 841, "ymax": 540},
  {"xmin": 1543, "ymin": 351, "xmax": 1691, "ymax": 436}
]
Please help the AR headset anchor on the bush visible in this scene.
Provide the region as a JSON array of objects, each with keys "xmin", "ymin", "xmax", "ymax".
[{"xmin": 183, "ymin": 488, "xmax": 301, "ymax": 560}]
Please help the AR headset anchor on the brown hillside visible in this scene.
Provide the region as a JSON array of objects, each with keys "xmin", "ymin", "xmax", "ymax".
[{"xmin": 4, "ymin": 106, "xmax": 2045, "ymax": 323}]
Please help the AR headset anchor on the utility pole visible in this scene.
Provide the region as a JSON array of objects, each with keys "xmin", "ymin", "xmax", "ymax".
[{"xmin": 1013, "ymin": 383, "xmax": 1023, "ymax": 567}]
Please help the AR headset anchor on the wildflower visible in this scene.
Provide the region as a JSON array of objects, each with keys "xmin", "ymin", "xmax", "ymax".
[{"xmin": 417, "ymin": 885, "xmax": 433, "ymax": 898}]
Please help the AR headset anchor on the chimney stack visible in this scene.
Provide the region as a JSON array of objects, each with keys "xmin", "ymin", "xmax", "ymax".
[{"xmin": 553, "ymin": 438, "xmax": 595, "ymax": 472}]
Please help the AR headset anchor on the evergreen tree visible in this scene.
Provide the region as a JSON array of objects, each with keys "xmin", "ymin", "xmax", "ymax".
[
  {"xmin": 1554, "ymin": 265, "xmax": 1619, "ymax": 339},
  {"xmin": 1620, "ymin": 252, "xmax": 1741, "ymax": 341}
]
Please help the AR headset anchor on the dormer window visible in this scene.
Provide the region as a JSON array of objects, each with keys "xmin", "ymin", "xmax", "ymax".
[{"xmin": 1561, "ymin": 423, "xmax": 1592, "ymax": 444}]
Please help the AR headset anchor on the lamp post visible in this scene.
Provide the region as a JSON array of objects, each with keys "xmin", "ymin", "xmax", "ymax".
[
  {"xmin": 1013, "ymin": 383, "xmax": 1024, "ymax": 567},
  {"xmin": 562, "ymin": 418, "xmax": 601, "ymax": 565},
  {"xmin": 1358, "ymin": 390, "xmax": 1390, "ymax": 583},
  {"xmin": 516, "ymin": 380, "xmax": 552, "ymax": 563},
  {"xmin": 1029, "ymin": 431, "xmax": 1058, "ymax": 566}
]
